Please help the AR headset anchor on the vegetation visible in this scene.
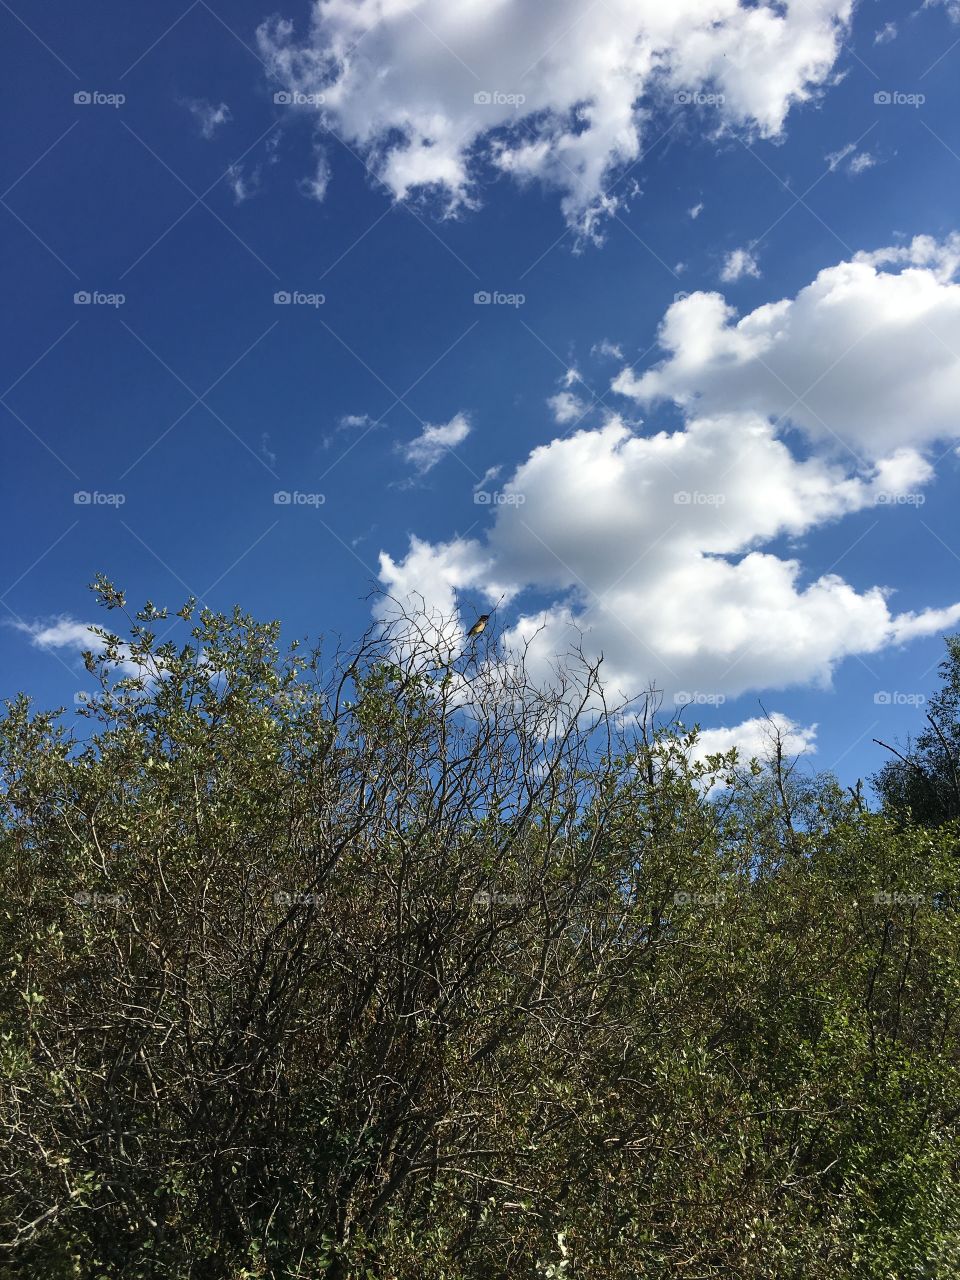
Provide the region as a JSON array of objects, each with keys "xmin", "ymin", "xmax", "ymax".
[{"xmin": 1, "ymin": 580, "xmax": 959, "ymax": 1278}]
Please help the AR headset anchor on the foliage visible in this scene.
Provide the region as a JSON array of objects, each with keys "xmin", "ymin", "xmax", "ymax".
[{"xmin": 1, "ymin": 584, "xmax": 959, "ymax": 1278}]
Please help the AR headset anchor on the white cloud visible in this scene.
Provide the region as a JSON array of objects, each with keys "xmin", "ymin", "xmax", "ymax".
[
  {"xmin": 258, "ymin": 0, "xmax": 852, "ymax": 234},
  {"xmin": 401, "ymin": 412, "xmax": 471, "ymax": 475},
  {"xmin": 378, "ymin": 409, "xmax": 957, "ymax": 705},
  {"xmin": 15, "ymin": 617, "xmax": 148, "ymax": 680},
  {"xmin": 19, "ymin": 618, "xmax": 99, "ymax": 653},
  {"xmin": 548, "ymin": 391, "xmax": 588, "ymax": 425},
  {"xmin": 299, "ymin": 150, "xmax": 331, "ymax": 202},
  {"xmin": 874, "ymin": 22, "xmax": 898, "ymax": 44},
  {"xmin": 825, "ymin": 141, "xmax": 856, "ymax": 170},
  {"xmin": 826, "ymin": 142, "xmax": 875, "ymax": 175},
  {"xmin": 688, "ymin": 201, "xmax": 704, "ymax": 220},
  {"xmin": 377, "ymin": 235, "xmax": 960, "ymax": 706},
  {"xmin": 592, "ymin": 339, "xmax": 624, "ymax": 361},
  {"xmin": 182, "ymin": 98, "xmax": 232, "ymax": 139},
  {"xmin": 687, "ymin": 712, "xmax": 817, "ymax": 766},
  {"xmin": 720, "ymin": 247, "xmax": 761, "ymax": 281},
  {"xmin": 925, "ymin": 0, "xmax": 960, "ymax": 22},
  {"xmin": 614, "ymin": 235, "xmax": 960, "ymax": 459},
  {"xmin": 227, "ymin": 162, "xmax": 261, "ymax": 204}
]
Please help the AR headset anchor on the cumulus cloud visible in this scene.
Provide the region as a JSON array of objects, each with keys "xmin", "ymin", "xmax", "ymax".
[
  {"xmin": 874, "ymin": 21, "xmax": 898, "ymax": 44},
  {"xmin": 379, "ymin": 411, "xmax": 957, "ymax": 704},
  {"xmin": 182, "ymin": 98, "xmax": 232, "ymax": 139},
  {"xmin": 720, "ymin": 247, "xmax": 761, "ymax": 281},
  {"xmin": 378, "ymin": 236, "xmax": 960, "ymax": 706},
  {"xmin": 687, "ymin": 713, "xmax": 817, "ymax": 767},
  {"xmin": 548, "ymin": 391, "xmax": 589, "ymax": 425},
  {"xmin": 614, "ymin": 235, "xmax": 960, "ymax": 459},
  {"xmin": 257, "ymin": 0, "xmax": 852, "ymax": 234},
  {"xmin": 401, "ymin": 412, "xmax": 471, "ymax": 475}
]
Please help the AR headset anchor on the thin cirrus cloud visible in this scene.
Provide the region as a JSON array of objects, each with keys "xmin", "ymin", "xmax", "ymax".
[
  {"xmin": 378, "ymin": 235, "xmax": 960, "ymax": 713},
  {"xmin": 257, "ymin": 0, "xmax": 853, "ymax": 235}
]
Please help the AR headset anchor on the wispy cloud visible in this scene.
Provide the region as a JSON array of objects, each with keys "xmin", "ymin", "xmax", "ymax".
[
  {"xmin": 181, "ymin": 98, "xmax": 232, "ymax": 140},
  {"xmin": 401, "ymin": 413, "xmax": 471, "ymax": 476}
]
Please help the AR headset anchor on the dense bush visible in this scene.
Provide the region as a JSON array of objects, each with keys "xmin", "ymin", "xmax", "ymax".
[{"xmin": 1, "ymin": 582, "xmax": 959, "ymax": 1277}]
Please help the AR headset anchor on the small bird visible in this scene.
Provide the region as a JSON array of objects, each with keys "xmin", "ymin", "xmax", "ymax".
[{"xmin": 465, "ymin": 594, "xmax": 505, "ymax": 640}]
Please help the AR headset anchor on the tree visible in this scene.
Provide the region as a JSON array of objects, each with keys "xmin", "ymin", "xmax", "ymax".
[{"xmin": 873, "ymin": 635, "xmax": 960, "ymax": 824}]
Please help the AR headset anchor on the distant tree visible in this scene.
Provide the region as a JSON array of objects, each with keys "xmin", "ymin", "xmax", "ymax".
[{"xmin": 873, "ymin": 635, "xmax": 960, "ymax": 824}]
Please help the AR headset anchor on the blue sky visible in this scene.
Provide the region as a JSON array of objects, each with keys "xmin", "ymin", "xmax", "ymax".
[{"xmin": 3, "ymin": 0, "xmax": 960, "ymax": 788}]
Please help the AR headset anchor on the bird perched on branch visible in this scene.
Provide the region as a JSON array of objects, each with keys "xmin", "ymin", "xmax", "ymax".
[{"xmin": 466, "ymin": 595, "xmax": 504, "ymax": 639}]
